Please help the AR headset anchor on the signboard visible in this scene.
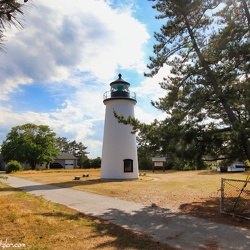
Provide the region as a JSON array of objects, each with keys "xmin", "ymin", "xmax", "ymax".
[
  {"xmin": 154, "ymin": 162, "xmax": 164, "ymax": 167},
  {"xmin": 152, "ymin": 157, "xmax": 166, "ymax": 172}
]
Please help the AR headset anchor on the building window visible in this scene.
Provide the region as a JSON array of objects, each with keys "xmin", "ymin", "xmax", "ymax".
[{"xmin": 124, "ymin": 159, "xmax": 133, "ymax": 172}]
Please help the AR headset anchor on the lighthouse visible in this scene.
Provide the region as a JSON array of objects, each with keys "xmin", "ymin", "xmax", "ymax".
[{"xmin": 101, "ymin": 74, "xmax": 139, "ymax": 179}]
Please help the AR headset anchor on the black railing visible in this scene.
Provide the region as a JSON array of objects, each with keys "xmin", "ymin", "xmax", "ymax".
[{"xmin": 103, "ymin": 91, "xmax": 136, "ymax": 101}]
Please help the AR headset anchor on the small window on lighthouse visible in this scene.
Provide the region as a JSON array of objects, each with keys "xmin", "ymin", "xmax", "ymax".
[{"xmin": 124, "ymin": 159, "xmax": 133, "ymax": 172}]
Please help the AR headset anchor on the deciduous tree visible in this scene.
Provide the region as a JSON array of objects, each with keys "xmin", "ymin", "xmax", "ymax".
[{"xmin": 1, "ymin": 123, "xmax": 60, "ymax": 170}]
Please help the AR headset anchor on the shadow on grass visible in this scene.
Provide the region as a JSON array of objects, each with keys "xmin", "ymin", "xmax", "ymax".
[
  {"xmin": 197, "ymin": 170, "xmax": 250, "ymax": 176},
  {"xmin": 197, "ymin": 170, "xmax": 219, "ymax": 175},
  {"xmin": 35, "ymin": 203, "xmax": 250, "ymax": 250},
  {"xmin": 0, "ymin": 181, "xmax": 23, "ymax": 193},
  {"xmin": 1, "ymin": 176, "xmax": 136, "ymax": 192},
  {"xmin": 0, "ymin": 187, "xmax": 23, "ymax": 193},
  {"xmin": 179, "ymin": 197, "xmax": 250, "ymax": 229},
  {"xmin": 0, "ymin": 183, "xmax": 172, "ymax": 250},
  {"xmin": 84, "ymin": 205, "xmax": 249, "ymax": 249},
  {"xmin": 38, "ymin": 210, "xmax": 174, "ymax": 250}
]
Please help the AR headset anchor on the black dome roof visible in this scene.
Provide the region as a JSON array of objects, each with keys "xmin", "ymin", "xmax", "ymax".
[{"xmin": 110, "ymin": 74, "xmax": 130, "ymax": 86}]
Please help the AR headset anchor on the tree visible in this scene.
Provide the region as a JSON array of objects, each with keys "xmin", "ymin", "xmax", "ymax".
[
  {"xmin": 89, "ymin": 157, "xmax": 101, "ymax": 168},
  {"xmin": 1, "ymin": 123, "xmax": 60, "ymax": 170},
  {"xmin": 55, "ymin": 137, "xmax": 89, "ymax": 167},
  {"xmin": 142, "ymin": 0, "xmax": 250, "ymax": 165},
  {"xmin": 55, "ymin": 137, "xmax": 71, "ymax": 153},
  {"xmin": 116, "ymin": 0, "xmax": 250, "ymax": 167},
  {"xmin": 0, "ymin": 0, "xmax": 29, "ymax": 49}
]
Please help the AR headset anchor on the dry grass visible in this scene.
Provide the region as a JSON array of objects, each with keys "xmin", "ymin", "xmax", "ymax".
[
  {"xmin": 13, "ymin": 169, "xmax": 248, "ymax": 209},
  {"xmin": 12, "ymin": 169, "xmax": 250, "ymax": 228},
  {"xmin": 0, "ymin": 182, "xmax": 171, "ymax": 250}
]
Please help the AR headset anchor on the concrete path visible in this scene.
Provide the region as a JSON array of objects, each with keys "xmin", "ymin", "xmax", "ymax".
[{"xmin": 1, "ymin": 176, "xmax": 250, "ymax": 250}]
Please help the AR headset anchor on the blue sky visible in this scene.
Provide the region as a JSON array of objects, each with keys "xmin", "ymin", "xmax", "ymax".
[{"xmin": 0, "ymin": 0, "xmax": 169, "ymax": 158}]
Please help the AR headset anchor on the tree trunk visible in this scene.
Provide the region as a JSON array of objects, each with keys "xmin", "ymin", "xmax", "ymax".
[
  {"xmin": 30, "ymin": 162, "xmax": 36, "ymax": 170},
  {"xmin": 241, "ymin": 0, "xmax": 250, "ymax": 26}
]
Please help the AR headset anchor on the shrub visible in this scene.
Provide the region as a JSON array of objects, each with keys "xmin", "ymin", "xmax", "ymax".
[
  {"xmin": 138, "ymin": 158, "xmax": 152, "ymax": 170},
  {"xmin": 5, "ymin": 160, "xmax": 23, "ymax": 174}
]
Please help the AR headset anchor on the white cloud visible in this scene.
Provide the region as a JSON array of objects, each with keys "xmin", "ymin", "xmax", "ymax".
[
  {"xmin": 0, "ymin": 0, "xmax": 162, "ymax": 158},
  {"xmin": 1, "ymin": 0, "xmax": 150, "ymax": 92},
  {"xmin": 133, "ymin": 64, "xmax": 170, "ymax": 100}
]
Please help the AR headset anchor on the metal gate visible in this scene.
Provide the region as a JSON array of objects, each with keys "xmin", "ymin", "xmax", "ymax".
[{"xmin": 220, "ymin": 178, "xmax": 250, "ymax": 219}]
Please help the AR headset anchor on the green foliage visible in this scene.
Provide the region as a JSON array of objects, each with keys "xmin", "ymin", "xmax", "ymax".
[
  {"xmin": 89, "ymin": 157, "xmax": 101, "ymax": 168},
  {"xmin": 135, "ymin": 0, "xmax": 250, "ymax": 166},
  {"xmin": 138, "ymin": 158, "xmax": 152, "ymax": 170},
  {"xmin": 55, "ymin": 137, "xmax": 89, "ymax": 166},
  {"xmin": 78, "ymin": 157, "xmax": 101, "ymax": 169},
  {"xmin": 112, "ymin": 0, "xmax": 250, "ymax": 168},
  {"xmin": 0, "ymin": 0, "xmax": 30, "ymax": 50},
  {"xmin": 1, "ymin": 123, "xmax": 60, "ymax": 170},
  {"xmin": 5, "ymin": 160, "xmax": 23, "ymax": 174}
]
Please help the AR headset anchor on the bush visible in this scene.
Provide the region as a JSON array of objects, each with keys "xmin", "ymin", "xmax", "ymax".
[
  {"xmin": 78, "ymin": 157, "xmax": 101, "ymax": 169},
  {"xmin": 5, "ymin": 160, "xmax": 23, "ymax": 174},
  {"xmin": 138, "ymin": 158, "xmax": 152, "ymax": 170}
]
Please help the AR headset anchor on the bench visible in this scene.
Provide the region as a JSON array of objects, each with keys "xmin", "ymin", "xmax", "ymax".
[{"xmin": 74, "ymin": 176, "xmax": 81, "ymax": 180}]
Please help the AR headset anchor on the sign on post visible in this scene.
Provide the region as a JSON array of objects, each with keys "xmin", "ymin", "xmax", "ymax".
[{"xmin": 152, "ymin": 157, "xmax": 166, "ymax": 172}]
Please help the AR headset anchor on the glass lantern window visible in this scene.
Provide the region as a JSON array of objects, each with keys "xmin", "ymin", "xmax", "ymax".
[{"xmin": 111, "ymin": 84, "xmax": 129, "ymax": 92}]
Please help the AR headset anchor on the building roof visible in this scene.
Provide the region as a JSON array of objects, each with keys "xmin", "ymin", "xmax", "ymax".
[
  {"xmin": 152, "ymin": 157, "xmax": 166, "ymax": 162},
  {"xmin": 110, "ymin": 74, "xmax": 130, "ymax": 86},
  {"xmin": 56, "ymin": 153, "xmax": 77, "ymax": 160}
]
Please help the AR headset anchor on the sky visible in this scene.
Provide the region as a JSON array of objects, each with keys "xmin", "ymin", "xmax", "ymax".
[{"xmin": 0, "ymin": 0, "xmax": 169, "ymax": 158}]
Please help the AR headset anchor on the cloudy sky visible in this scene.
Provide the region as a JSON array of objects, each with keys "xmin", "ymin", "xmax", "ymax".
[{"xmin": 0, "ymin": 0, "xmax": 169, "ymax": 158}]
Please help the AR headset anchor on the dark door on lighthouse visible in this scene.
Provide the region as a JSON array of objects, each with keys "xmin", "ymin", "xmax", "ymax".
[{"xmin": 124, "ymin": 159, "xmax": 133, "ymax": 172}]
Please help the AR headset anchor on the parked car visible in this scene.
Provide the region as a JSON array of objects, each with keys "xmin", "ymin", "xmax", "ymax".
[
  {"xmin": 227, "ymin": 162, "xmax": 246, "ymax": 172},
  {"xmin": 217, "ymin": 162, "xmax": 246, "ymax": 172}
]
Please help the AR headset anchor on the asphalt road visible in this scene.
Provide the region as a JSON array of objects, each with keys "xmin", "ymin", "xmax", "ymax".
[{"xmin": 1, "ymin": 175, "xmax": 250, "ymax": 250}]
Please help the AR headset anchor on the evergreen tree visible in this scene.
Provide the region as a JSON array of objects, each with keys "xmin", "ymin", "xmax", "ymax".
[
  {"xmin": 142, "ymin": 0, "xmax": 250, "ymax": 165},
  {"xmin": 55, "ymin": 137, "xmax": 89, "ymax": 167},
  {"xmin": 117, "ymin": 0, "xmax": 250, "ymax": 167},
  {"xmin": 0, "ymin": 0, "xmax": 30, "ymax": 49}
]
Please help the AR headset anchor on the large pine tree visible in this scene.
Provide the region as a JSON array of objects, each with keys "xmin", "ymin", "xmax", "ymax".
[
  {"xmin": 145, "ymin": 0, "xmax": 250, "ymax": 165},
  {"xmin": 116, "ymin": 0, "xmax": 250, "ymax": 168},
  {"xmin": 0, "ymin": 0, "xmax": 29, "ymax": 49}
]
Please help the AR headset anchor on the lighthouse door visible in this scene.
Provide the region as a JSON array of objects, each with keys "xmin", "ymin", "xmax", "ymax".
[{"xmin": 124, "ymin": 159, "xmax": 133, "ymax": 172}]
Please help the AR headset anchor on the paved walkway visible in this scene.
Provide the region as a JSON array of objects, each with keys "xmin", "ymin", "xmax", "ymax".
[{"xmin": 1, "ymin": 176, "xmax": 250, "ymax": 250}]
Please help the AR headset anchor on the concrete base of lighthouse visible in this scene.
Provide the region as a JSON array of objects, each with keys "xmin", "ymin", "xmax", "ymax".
[{"xmin": 101, "ymin": 99, "xmax": 139, "ymax": 180}]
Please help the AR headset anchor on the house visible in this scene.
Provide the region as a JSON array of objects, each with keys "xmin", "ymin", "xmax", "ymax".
[
  {"xmin": 50, "ymin": 153, "xmax": 77, "ymax": 169},
  {"xmin": 0, "ymin": 153, "xmax": 77, "ymax": 170}
]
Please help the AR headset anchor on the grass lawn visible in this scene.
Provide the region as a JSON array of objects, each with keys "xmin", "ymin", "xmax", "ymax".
[
  {"xmin": 12, "ymin": 169, "xmax": 249, "ymax": 208},
  {"xmin": 0, "ymin": 181, "xmax": 172, "ymax": 250}
]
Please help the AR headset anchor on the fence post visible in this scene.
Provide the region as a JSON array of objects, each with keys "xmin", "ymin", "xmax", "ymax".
[{"xmin": 220, "ymin": 178, "xmax": 224, "ymax": 214}]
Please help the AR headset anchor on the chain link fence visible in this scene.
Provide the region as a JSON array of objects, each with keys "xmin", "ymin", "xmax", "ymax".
[{"xmin": 220, "ymin": 178, "xmax": 250, "ymax": 219}]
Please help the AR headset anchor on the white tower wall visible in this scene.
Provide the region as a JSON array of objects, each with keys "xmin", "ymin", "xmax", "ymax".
[{"xmin": 101, "ymin": 98, "xmax": 138, "ymax": 179}]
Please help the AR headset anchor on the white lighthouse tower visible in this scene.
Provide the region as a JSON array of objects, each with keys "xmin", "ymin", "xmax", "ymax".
[{"xmin": 101, "ymin": 74, "xmax": 138, "ymax": 180}]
